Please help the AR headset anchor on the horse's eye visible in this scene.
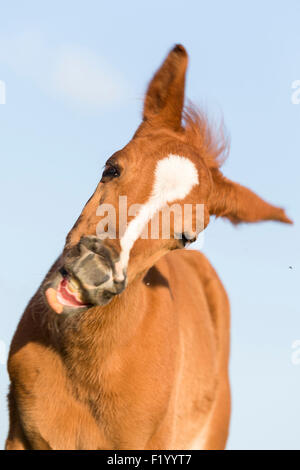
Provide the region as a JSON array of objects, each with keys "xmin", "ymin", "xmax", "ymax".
[{"xmin": 101, "ymin": 164, "xmax": 120, "ymax": 181}]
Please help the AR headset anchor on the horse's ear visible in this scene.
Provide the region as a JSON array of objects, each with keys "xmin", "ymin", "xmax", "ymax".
[
  {"xmin": 143, "ymin": 44, "xmax": 188, "ymax": 130},
  {"xmin": 209, "ymin": 169, "xmax": 292, "ymax": 225}
]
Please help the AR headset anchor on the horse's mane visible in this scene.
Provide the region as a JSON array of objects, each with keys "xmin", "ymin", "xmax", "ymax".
[{"xmin": 183, "ymin": 104, "xmax": 229, "ymax": 169}]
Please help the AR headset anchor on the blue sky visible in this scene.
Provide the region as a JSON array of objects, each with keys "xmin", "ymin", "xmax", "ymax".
[{"xmin": 0, "ymin": 0, "xmax": 299, "ymax": 449}]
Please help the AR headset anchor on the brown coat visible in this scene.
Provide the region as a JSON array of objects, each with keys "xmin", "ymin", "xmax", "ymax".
[{"xmin": 5, "ymin": 45, "xmax": 291, "ymax": 450}]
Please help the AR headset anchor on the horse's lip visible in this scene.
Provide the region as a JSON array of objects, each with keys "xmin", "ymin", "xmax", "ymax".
[{"xmin": 105, "ymin": 290, "xmax": 118, "ymax": 296}]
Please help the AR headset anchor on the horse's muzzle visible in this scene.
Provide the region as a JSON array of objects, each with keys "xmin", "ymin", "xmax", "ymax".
[{"xmin": 44, "ymin": 236, "xmax": 127, "ymax": 315}]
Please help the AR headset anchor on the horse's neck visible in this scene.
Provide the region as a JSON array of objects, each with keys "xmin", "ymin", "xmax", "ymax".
[{"xmin": 58, "ymin": 276, "xmax": 147, "ymax": 367}]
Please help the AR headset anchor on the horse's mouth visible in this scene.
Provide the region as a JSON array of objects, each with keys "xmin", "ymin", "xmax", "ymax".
[
  {"xmin": 45, "ymin": 274, "xmax": 90, "ymax": 314},
  {"xmin": 57, "ymin": 276, "xmax": 87, "ymax": 307},
  {"xmin": 44, "ymin": 270, "xmax": 122, "ymax": 315},
  {"xmin": 44, "ymin": 237, "xmax": 127, "ymax": 315}
]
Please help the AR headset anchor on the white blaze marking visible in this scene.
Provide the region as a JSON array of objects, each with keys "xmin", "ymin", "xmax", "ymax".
[{"xmin": 118, "ymin": 154, "xmax": 199, "ymax": 270}]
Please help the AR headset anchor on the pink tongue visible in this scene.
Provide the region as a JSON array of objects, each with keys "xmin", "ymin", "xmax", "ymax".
[{"xmin": 45, "ymin": 287, "xmax": 63, "ymax": 314}]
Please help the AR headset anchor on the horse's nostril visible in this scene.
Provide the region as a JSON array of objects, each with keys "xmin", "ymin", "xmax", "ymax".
[
  {"xmin": 180, "ymin": 232, "xmax": 196, "ymax": 247},
  {"xmin": 113, "ymin": 278, "xmax": 126, "ymax": 293}
]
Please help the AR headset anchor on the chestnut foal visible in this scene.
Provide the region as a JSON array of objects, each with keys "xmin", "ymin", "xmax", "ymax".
[{"xmin": 6, "ymin": 45, "xmax": 291, "ymax": 450}]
